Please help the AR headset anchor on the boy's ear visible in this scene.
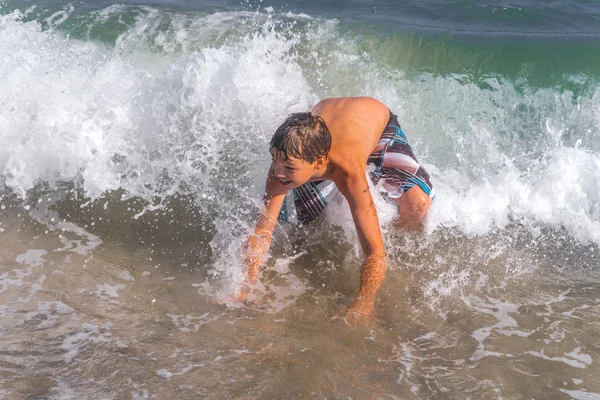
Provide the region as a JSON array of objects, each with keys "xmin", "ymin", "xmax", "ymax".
[{"xmin": 314, "ymin": 156, "xmax": 326, "ymax": 170}]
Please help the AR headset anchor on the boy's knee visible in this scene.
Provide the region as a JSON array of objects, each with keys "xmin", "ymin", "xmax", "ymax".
[
  {"xmin": 395, "ymin": 186, "xmax": 431, "ymax": 228},
  {"xmin": 405, "ymin": 187, "xmax": 430, "ymax": 215}
]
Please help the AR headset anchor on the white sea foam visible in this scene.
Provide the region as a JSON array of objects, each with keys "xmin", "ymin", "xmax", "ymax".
[
  {"xmin": 93, "ymin": 283, "xmax": 126, "ymax": 299},
  {"xmin": 60, "ymin": 322, "xmax": 113, "ymax": 363},
  {"xmin": 156, "ymin": 363, "xmax": 203, "ymax": 379},
  {"xmin": 1, "ymin": 6, "xmax": 600, "ymax": 253},
  {"xmin": 559, "ymin": 389, "xmax": 600, "ymax": 400},
  {"xmin": 15, "ymin": 249, "xmax": 47, "ymax": 267},
  {"xmin": 120, "ymin": 270, "xmax": 136, "ymax": 281},
  {"xmin": 526, "ymin": 348, "xmax": 592, "ymax": 369},
  {"xmin": 168, "ymin": 312, "xmax": 221, "ymax": 332}
]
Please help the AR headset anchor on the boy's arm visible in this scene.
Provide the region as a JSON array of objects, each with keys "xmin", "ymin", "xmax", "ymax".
[
  {"xmin": 338, "ymin": 173, "xmax": 387, "ymax": 318},
  {"xmin": 240, "ymin": 168, "xmax": 287, "ymax": 298}
]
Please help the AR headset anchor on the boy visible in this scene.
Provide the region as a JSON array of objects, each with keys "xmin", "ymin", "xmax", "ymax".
[{"xmin": 240, "ymin": 97, "xmax": 433, "ymax": 319}]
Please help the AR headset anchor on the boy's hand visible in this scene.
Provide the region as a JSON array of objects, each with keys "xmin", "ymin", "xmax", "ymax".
[
  {"xmin": 346, "ymin": 298, "xmax": 374, "ymax": 323},
  {"xmin": 224, "ymin": 276, "xmax": 263, "ymax": 306},
  {"xmin": 232, "ymin": 230, "xmax": 266, "ymax": 304},
  {"xmin": 234, "ymin": 285, "xmax": 250, "ymax": 303},
  {"xmin": 233, "ymin": 257, "xmax": 264, "ymax": 303}
]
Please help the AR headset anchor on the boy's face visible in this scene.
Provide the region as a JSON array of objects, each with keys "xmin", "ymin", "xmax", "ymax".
[{"xmin": 270, "ymin": 149, "xmax": 318, "ymax": 189}]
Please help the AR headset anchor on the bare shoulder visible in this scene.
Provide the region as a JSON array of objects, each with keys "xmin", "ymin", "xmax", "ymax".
[
  {"xmin": 312, "ymin": 97, "xmax": 390, "ymax": 136},
  {"xmin": 311, "ymin": 97, "xmax": 387, "ymax": 116},
  {"xmin": 349, "ymin": 96, "xmax": 388, "ymax": 109},
  {"xmin": 311, "ymin": 97, "xmax": 338, "ymax": 115}
]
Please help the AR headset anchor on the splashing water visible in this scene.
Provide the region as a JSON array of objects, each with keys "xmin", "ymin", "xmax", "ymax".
[{"xmin": 1, "ymin": 1, "xmax": 600, "ymax": 398}]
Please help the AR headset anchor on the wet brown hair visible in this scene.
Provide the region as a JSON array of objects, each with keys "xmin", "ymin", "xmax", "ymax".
[{"xmin": 269, "ymin": 113, "xmax": 331, "ymax": 163}]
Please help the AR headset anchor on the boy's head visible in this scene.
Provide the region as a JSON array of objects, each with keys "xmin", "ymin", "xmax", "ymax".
[
  {"xmin": 270, "ymin": 113, "xmax": 331, "ymax": 163},
  {"xmin": 269, "ymin": 113, "xmax": 331, "ymax": 188}
]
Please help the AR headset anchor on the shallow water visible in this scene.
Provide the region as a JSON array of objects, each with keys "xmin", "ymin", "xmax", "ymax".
[{"xmin": 1, "ymin": 194, "xmax": 600, "ymax": 399}]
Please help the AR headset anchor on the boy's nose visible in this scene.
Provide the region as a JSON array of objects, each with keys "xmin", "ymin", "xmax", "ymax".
[{"xmin": 274, "ymin": 165, "xmax": 286, "ymax": 177}]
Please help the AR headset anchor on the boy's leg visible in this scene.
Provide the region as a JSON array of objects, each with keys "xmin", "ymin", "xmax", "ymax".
[{"xmin": 393, "ymin": 185, "xmax": 431, "ymax": 230}]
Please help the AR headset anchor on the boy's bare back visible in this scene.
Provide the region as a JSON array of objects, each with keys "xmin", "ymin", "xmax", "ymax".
[{"xmin": 311, "ymin": 97, "xmax": 390, "ymax": 177}]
